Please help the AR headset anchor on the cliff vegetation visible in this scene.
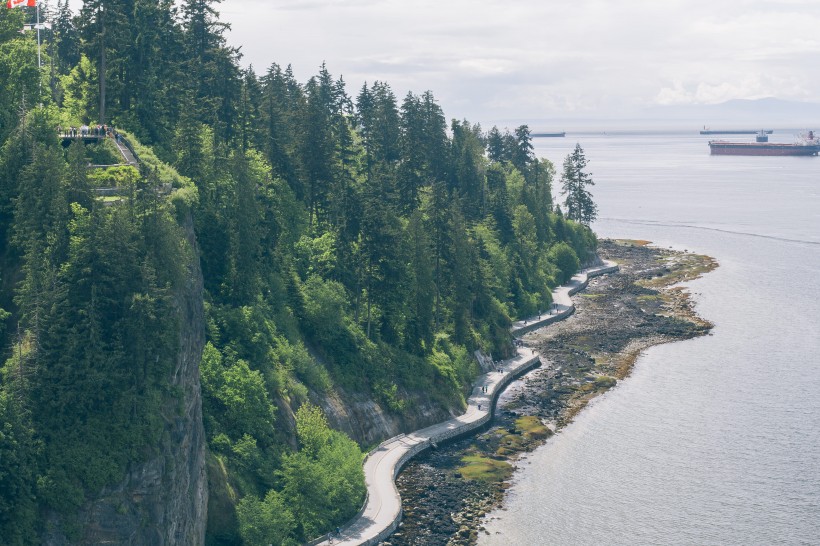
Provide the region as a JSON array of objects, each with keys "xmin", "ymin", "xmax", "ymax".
[{"xmin": 0, "ymin": 3, "xmax": 597, "ymax": 544}]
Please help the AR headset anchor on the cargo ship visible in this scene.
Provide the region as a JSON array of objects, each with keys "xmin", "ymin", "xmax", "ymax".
[
  {"xmin": 709, "ymin": 131, "xmax": 820, "ymax": 156},
  {"xmin": 532, "ymin": 132, "xmax": 566, "ymax": 137}
]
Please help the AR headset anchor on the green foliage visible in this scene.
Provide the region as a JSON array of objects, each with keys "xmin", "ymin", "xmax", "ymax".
[
  {"xmin": 84, "ymin": 138, "xmax": 126, "ymax": 165},
  {"xmin": 294, "ymin": 403, "xmax": 333, "ymax": 457},
  {"xmin": 86, "ymin": 165, "xmax": 140, "ymax": 187},
  {"xmin": 301, "ymin": 275, "xmax": 350, "ymax": 341},
  {"xmin": 548, "ymin": 242, "xmax": 581, "ymax": 285},
  {"xmin": 231, "ymin": 404, "xmax": 365, "ymax": 544},
  {"xmin": 280, "ymin": 404, "xmax": 365, "ymax": 541},
  {"xmin": 295, "ymin": 231, "xmax": 338, "ymax": 279},
  {"xmin": 561, "ymin": 143, "xmax": 598, "ymax": 225},
  {"xmin": 427, "ymin": 334, "xmax": 477, "ymax": 400},
  {"xmin": 0, "ymin": 109, "xmax": 195, "ymax": 535},
  {"xmin": 0, "ymin": 4, "xmax": 601, "ymax": 541},
  {"xmin": 120, "ymin": 130, "xmax": 193, "ymax": 189},
  {"xmin": 236, "ymin": 489, "xmax": 297, "ymax": 546},
  {"xmin": 0, "ymin": 392, "xmax": 38, "ymax": 545},
  {"xmin": 200, "ymin": 344, "xmax": 276, "ymax": 444},
  {"xmin": 374, "ymin": 380, "xmax": 406, "ymax": 412},
  {"xmin": 0, "ymin": 29, "xmax": 44, "ymax": 143},
  {"xmin": 18, "ymin": 195, "xmax": 184, "ymax": 509},
  {"xmin": 58, "ymin": 54, "xmax": 98, "ymax": 126}
]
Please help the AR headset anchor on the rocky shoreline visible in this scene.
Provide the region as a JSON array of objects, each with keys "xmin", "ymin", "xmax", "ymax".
[{"xmin": 384, "ymin": 239, "xmax": 718, "ymax": 545}]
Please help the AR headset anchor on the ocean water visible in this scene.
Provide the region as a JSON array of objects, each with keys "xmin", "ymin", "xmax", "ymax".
[{"xmin": 479, "ymin": 130, "xmax": 820, "ymax": 545}]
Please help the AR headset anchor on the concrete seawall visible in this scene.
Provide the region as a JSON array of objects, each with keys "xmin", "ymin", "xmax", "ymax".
[
  {"xmin": 312, "ymin": 260, "xmax": 619, "ymax": 546},
  {"xmin": 511, "ymin": 261, "xmax": 619, "ymax": 336}
]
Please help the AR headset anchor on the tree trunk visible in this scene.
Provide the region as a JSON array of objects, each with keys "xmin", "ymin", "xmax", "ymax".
[{"xmin": 99, "ymin": 8, "xmax": 106, "ymax": 125}]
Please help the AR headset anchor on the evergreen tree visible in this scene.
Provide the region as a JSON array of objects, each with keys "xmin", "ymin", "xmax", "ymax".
[
  {"xmin": 0, "ymin": 18, "xmax": 42, "ymax": 142},
  {"xmin": 0, "ymin": 392, "xmax": 38, "ymax": 544},
  {"xmin": 397, "ymin": 90, "xmax": 448, "ymax": 213},
  {"xmin": 0, "ymin": 7, "xmax": 607, "ymax": 536},
  {"xmin": 356, "ymin": 81, "xmax": 400, "ymax": 176},
  {"xmin": 528, "ymin": 157, "xmax": 556, "ymax": 244},
  {"xmin": 510, "ymin": 124, "xmax": 534, "ymax": 174},
  {"xmin": 486, "ymin": 126, "xmax": 505, "ymax": 163},
  {"xmin": 127, "ymin": 0, "xmax": 186, "ymax": 147},
  {"xmin": 402, "ymin": 210, "xmax": 434, "ymax": 354},
  {"xmin": 77, "ymin": 0, "xmax": 129, "ymax": 124},
  {"xmin": 180, "ymin": 0, "xmax": 241, "ymax": 142},
  {"xmin": 53, "ymin": 0, "xmax": 81, "ymax": 77},
  {"xmin": 397, "ymin": 92, "xmax": 425, "ymax": 213},
  {"xmin": 450, "ymin": 119, "xmax": 486, "ymax": 219},
  {"xmin": 259, "ymin": 63, "xmax": 303, "ymax": 195},
  {"xmin": 300, "ymin": 85, "xmax": 329, "ymax": 225},
  {"xmin": 237, "ymin": 67, "xmax": 264, "ymax": 152},
  {"xmin": 444, "ymin": 197, "xmax": 475, "ymax": 344},
  {"xmin": 560, "ymin": 143, "xmax": 597, "ymax": 225}
]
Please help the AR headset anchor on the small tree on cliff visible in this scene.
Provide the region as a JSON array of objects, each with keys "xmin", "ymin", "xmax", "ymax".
[{"xmin": 560, "ymin": 143, "xmax": 597, "ymax": 225}]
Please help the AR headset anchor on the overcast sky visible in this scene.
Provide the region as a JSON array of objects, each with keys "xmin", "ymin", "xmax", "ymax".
[{"xmin": 218, "ymin": 0, "xmax": 820, "ymax": 126}]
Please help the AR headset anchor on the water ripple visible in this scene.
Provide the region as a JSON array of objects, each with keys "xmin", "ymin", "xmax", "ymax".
[{"xmin": 603, "ymin": 217, "xmax": 820, "ymax": 247}]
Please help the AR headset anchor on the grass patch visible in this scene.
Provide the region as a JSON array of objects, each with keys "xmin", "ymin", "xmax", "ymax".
[
  {"xmin": 491, "ymin": 416, "xmax": 553, "ymax": 457},
  {"xmin": 638, "ymin": 253, "xmax": 718, "ymax": 290},
  {"xmin": 613, "ymin": 239, "xmax": 651, "ymax": 247},
  {"xmin": 593, "ymin": 375, "xmax": 617, "ymax": 388},
  {"xmin": 514, "ymin": 415, "xmax": 551, "ymax": 440},
  {"xmin": 457, "ymin": 455, "xmax": 513, "ymax": 482}
]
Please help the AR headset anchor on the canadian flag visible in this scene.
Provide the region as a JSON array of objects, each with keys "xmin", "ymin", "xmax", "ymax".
[{"xmin": 7, "ymin": 0, "xmax": 37, "ymax": 7}]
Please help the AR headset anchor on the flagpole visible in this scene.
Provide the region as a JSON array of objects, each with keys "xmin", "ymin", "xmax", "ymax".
[{"xmin": 36, "ymin": 0, "xmax": 41, "ymax": 100}]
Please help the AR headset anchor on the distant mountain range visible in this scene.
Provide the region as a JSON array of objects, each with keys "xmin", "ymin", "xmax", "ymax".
[{"xmin": 642, "ymin": 98, "xmax": 820, "ymax": 128}]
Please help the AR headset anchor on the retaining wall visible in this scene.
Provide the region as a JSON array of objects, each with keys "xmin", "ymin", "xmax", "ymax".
[
  {"xmin": 311, "ymin": 261, "xmax": 618, "ymax": 546},
  {"xmin": 512, "ymin": 263, "xmax": 619, "ymax": 336}
]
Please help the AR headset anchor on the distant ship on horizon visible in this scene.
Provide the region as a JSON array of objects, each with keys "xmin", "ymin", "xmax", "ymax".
[{"xmin": 531, "ymin": 132, "xmax": 566, "ymax": 137}]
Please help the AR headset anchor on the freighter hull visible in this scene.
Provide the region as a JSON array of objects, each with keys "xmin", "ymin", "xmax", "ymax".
[{"xmin": 709, "ymin": 142, "xmax": 820, "ymax": 156}]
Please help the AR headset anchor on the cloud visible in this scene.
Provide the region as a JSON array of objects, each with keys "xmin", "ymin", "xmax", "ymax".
[
  {"xmin": 217, "ymin": 0, "xmax": 820, "ymax": 123},
  {"xmin": 655, "ymin": 71, "xmax": 813, "ymax": 106}
]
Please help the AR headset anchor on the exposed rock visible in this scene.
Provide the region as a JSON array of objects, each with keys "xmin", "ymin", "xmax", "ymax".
[
  {"xmin": 389, "ymin": 240, "xmax": 717, "ymax": 545},
  {"xmin": 319, "ymin": 385, "xmax": 460, "ymax": 447}
]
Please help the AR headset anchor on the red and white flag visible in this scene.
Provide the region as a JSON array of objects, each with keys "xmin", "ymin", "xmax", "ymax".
[{"xmin": 7, "ymin": 0, "xmax": 37, "ymax": 8}]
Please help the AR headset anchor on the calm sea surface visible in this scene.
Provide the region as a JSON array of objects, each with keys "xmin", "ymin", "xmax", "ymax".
[{"xmin": 479, "ymin": 130, "xmax": 820, "ymax": 545}]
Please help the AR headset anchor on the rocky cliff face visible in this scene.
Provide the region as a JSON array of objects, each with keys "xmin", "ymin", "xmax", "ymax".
[
  {"xmin": 319, "ymin": 387, "xmax": 459, "ymax": 447},
  {"xmin": 43, "ymin": 214, "xmax": 208, "ymax": 545}
]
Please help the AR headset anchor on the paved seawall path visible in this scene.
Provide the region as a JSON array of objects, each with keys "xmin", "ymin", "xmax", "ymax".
[{"xmin": 312, "ymin": 260, "xmax": 619, "ymax": 546}]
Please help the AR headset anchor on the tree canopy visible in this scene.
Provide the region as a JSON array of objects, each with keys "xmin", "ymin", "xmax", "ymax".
[
  {"xmin": 560, "ymin": 143, "xmax": 598, "ymax": 225},
  {"xmin": 0, "ymin": 3, "xmax": 598, "ymax": 543}
]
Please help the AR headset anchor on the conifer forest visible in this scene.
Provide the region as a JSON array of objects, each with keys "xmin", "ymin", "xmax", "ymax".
[{"xmin": 0, "ymin": 1, "xmax": 597, "ymax": 544}]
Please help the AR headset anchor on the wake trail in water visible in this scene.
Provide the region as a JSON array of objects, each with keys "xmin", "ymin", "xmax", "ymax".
[{"xmin": 603, "ymin": 218, "xmax": 820, "ymax": 247}]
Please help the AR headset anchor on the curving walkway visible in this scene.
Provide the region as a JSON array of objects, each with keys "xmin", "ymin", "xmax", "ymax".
[
  {"xmin": 511, "ymin": 259, "xmax": 620, "ymax": 335},
  {"xmin": 312, "ymin": 260, "xmax": 619, "ymax": 546}
]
